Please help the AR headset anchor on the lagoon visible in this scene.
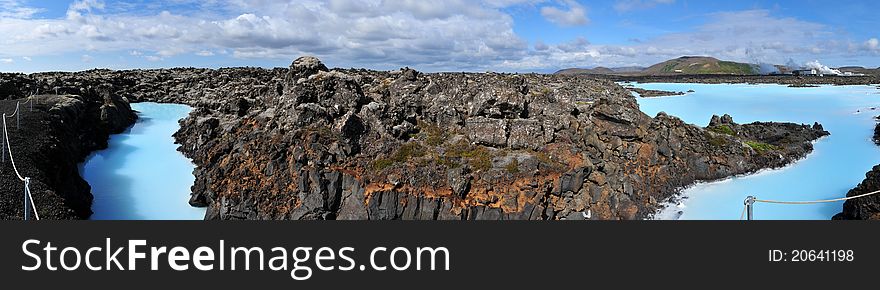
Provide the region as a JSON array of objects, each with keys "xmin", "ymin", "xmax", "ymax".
[
  {"xmin": 81, "ymin": 102, "xmax": 204, "ymax": 220},
  {"xmin": 633, "ymin": 83, "xmax": 880, "ymax": 220}
]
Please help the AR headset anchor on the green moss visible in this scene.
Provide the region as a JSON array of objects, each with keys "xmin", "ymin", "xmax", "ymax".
[
  {"xmin": 417, "ymin": 120, "xmax": 447, "ymax": 146},
  {"xmin": 745, "ymin": 141, "xmax": 780, "ymax": 154},
  {"xmin": 442, "ymin": 139, "xmax": 493, "ymax": 172},
  {"xmin": 505, "ymin": 158, "xmax": 520, "ymax": 174},
  {"xmin": 709, "ymin": 124, "xmax": 735, "ymax": 135},
  {"xmin": 373, "ymin": 158, "xmax": 395, "ymax": 171},
  {"xmin": 709, "ymin": 136, "xmax": 728, "ymax": 147},
  {"xmin": 372, "ymin": 142, "xmax": 426, "ymax": 170}
]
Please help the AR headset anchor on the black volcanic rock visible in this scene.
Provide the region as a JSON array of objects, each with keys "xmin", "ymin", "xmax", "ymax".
[
  {"xmin": 835, "ymin": 165, "xmax": 880, "ymax": 220},
  {"xmin": 159, "ymin": 58, "xmax": 829, "ymax": 220},
  {"xmin": 0, "ymin": 58, "xmax": 832, "ymax": 220},
  {"xmin": 0, "ymin": 90, "xmax": 135, "ymax": 219}
]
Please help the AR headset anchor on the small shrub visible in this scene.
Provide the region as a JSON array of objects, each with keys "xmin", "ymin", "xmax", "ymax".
[
  {"xmin": 505, "ymin": 158, "xmax": 520, "ymax": 174},
  {"xmin": 417, "ymin": 120, "xmax": 446, "ymax": 146},
  {"xmin": 373, "ymin": 158, "xmax": 394, "ymax": 170},
  {"xmin": 709, "ymin": 125, "xmax": 735, "ymax": 135},
  {"xmin": 442, "ymin": 139, "xmax": 493, "ymax": 172},
  {"xmin": 745, "ymin": 141, "xmax": 779, "ymax": 154},
  {"xmin": 709, "ymin": 136, "xmax": 728, "ymax": 147},
  {"xmin": 372, "ymin": 142, "xmax": 426, "ymax": 170}
]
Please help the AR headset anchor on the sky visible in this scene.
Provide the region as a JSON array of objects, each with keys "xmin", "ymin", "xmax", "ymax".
[{"xmin": 1, "ymin": 0, "xmax": 879, "ymax": 73}]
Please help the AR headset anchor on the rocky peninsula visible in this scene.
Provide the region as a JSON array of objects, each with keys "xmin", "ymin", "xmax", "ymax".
[{"xmin": 0, "ymin": 57, "xmax": 831, "ymax": 220}]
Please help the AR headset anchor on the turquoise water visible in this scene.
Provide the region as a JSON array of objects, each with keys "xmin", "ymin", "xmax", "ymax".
[
  {"xmin": 632, "ymin": 83, "xmax": 880, "ymax": 220},
  {"xmin": 81, "ymin": 102, "xmax": 204, "ymax": 220}
]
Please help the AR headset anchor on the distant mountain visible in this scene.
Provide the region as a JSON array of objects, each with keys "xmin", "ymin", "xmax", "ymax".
[
  {"xmin": 554, "ymin": 56, "xmax": 757, "ymax": 76},
  {"xmin": 555, "ymin": 67, "xmax": 615, "ymax": 75},
  {"xmin": 609, "ymin": 66, "xmax": 646, "ymax": 73},
  {"xmin": 837, "ymin": 66, "xmax": 880, "ymax": 76},
  {"xmin": 642, "ymin": 56, "xmax": 757, "ymax": 75}
]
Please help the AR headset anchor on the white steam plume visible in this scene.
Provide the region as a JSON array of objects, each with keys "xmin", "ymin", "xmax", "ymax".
[{"xmin": 804, "ymin": 60, "xmax": 841, "ymax": 75}]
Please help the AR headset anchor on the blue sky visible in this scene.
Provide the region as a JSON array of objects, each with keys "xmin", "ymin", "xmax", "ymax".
[{"xmin": 1, "ymin": 0, "xmax": 879, "ymax": 73}]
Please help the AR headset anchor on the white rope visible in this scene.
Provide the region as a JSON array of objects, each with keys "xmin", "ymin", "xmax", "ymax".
[
  {"xmin": 25, "ymin": 178, "xmax": 38, "ymax": 220},
  {"xmin": 2, "ymin": 114, "xmax": 25, "ymax": 181},
  {"xmin": 754, "ymin": 189, "xmax": 880, "ymax": 204},
  {"xmin": 7, "ymin": 102, "xmax": 20, "ymax": 118}
]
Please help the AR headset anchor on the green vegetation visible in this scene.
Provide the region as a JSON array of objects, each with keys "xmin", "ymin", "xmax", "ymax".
[
  {"xmin": 442, "ymin": 139, "xmax": 494, "ymax": 172},
  {"xmin": 745, "ymin": 141, "xmax": 780, "ymax": 154},
  {"xmin": 647, "ymin": 57, "xmax": 757, "ymax": 75},
  {"xmin": 709, "ymin": 125, "xmax": 735, "ymax": 135},
  {"xmin": 373, "ymin": 142, "xmax": 426, "ymax": 170},
  {"xmin": 709, "ymin": 136, "xmax": 728, "ymax": 147},
  {"xmin": 662, "ymin": 62, "xmax": 678, "ymax": 73},
  {"xmin": 505, "ymin": 158, "xmax": 520, "ymax": 174},
  {"xmin": 417, "ymin": 120, "xmax": 447, "ymax": 146},
  {"xmin": 712, "ymin": 61, "xmax": 757, "ymax": 74}
]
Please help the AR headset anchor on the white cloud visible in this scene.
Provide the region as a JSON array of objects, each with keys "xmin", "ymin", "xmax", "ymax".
[
  {"xmin": 500, "ymin": 9, "xmax": 847, "ymax": 71},
  {"xmin": 0, "ymin": 0, "xmax": 44, "ymax": 19},
  {"xmin": 22, "ymin": 56, "xmax": 31, "ymax": 61},
  {"xmin": 0, "ymin": 1, "xmax": 875, "ymax": 72},
  {"xmin": 0, "ymin": 0, "xmax": 530, "ymax": 70},
  {"xmin": 614, "ymin": 0, "xmax": 675, "ymax": 12},
  {"xmin": 867, "ymin": 38, "xmax": 880, "ymax": 52},
  {"xmin": 0, "ymin": 58, "xmax": 13, "ymax": 64},
  {"xmin": 540, "ymin": 0, "xmax": 588, "ymax": 27},
  {"xmin": 81, "ymin": 54, "xmax": 93, "ymax": 63}
]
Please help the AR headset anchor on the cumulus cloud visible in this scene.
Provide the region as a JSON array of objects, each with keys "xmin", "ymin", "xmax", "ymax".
[
  {"xmin": 499, "ymin": 9, "xmax": 848, "ymax": 71},
  {"xmin": 0, "ymin": 1, "xmax": 875, "ymax": 72},
  {"xmin": 0, "ymin": 0, "xmax": 531, "ymax": 70},
  {"xmin": 540, "ymin": 0, "xmax": 588, "ymax": 27},
  {"xmin": 614, "ymin": 0, "xmax": 675, "ymax": 12},
  {"xmin": 0, "ymin": 0, "xmax": 43, "ymax": 19}
]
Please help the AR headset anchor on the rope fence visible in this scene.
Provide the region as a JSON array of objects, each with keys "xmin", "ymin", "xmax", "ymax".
[
  {"xmin": 740, "ymin": 189, "xmax": 880, "ymax": 220},
  {"xmin": 2, "ymin": 96, "xmax": 39, "ymax": 220}
]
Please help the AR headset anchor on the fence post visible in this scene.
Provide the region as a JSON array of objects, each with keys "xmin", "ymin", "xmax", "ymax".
[
  {"xmin": 24, "ymin": 179, "xmax": 30, "ymax": 221},
  {"xmin": 1, "ymin": 113, "xmax": 5, "ymax": 164},
  {"xmin": 745, "ymin": 196, "xmax": 756, "ymax": 220}
]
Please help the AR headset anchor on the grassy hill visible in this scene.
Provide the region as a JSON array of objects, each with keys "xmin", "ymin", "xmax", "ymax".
[
  {"xmin": 554, "ymin": 56, "xmax": 757, "ymax": 76},
  {"xmin": 642, "ymin": 56, "xmax": 757, "ymax": 75},
  {"xmin": 555, "ymin": 67, "xmax": 615, "ymax": 75}
]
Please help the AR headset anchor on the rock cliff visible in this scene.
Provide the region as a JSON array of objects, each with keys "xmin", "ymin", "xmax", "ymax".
[
  {"xmin": 0, "ymin": 72, "xmax": 136, "ymax": 219},
  {"xmin": 0, "ymin": 58, "xmax": 831, "ymax": 220},
  {"xmin": 166, "ymin": 57, "xmax": 828, "ymax": 220}
]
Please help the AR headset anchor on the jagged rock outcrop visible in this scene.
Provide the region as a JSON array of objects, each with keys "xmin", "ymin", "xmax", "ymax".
[
  {"xmin": 835, "ymin": 119, "xmax": 880, "ymax": 220},
  {"xmin": 834, "ymin": 165, "xmax": 880, "ymax": 220},
  {"xmin": 0, "ymin": 57, "xmax": 831, "ymax": 220},
  {"xmin": 165, "ymin": 57, "xmax": 828, "ymax": 220}
]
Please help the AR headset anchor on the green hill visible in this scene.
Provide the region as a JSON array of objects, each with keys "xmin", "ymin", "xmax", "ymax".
[
  {"xmin": 642, "ymin": 56, "xmax": 757, "ymax": 75},
  {"xmin": 555, "ymin": 67, "xmax": 615, "ymax": 75}
]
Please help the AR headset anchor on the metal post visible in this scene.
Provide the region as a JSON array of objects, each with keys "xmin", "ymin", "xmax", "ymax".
[
  {"xmin": 16, "ymin": 103, "xmax": 20, "ymax": 129},
  {"xmin": 24, "ymin": 180, "xmax": 30, "ymax": 221},
  {"xmin": 1, "ymin": 114, "xmax": 5, "ymax": 164},
  {"xmin": 745, "ymin": 196, "xmax": 756, "ymax": 220}
]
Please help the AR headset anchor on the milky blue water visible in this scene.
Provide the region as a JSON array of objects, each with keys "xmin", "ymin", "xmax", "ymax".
[
  {"xmin": 81, "ymin": 102, "xmax": 205, "ymax": 220},
  {"xmin": 631, "ymin": 83, "xmax": 880, "ymax": 220}
]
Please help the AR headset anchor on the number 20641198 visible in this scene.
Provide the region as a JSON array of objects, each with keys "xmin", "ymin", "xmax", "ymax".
[{"xmin": 769, "ymin": 250, "xmax": 854, "ymax": 262}]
